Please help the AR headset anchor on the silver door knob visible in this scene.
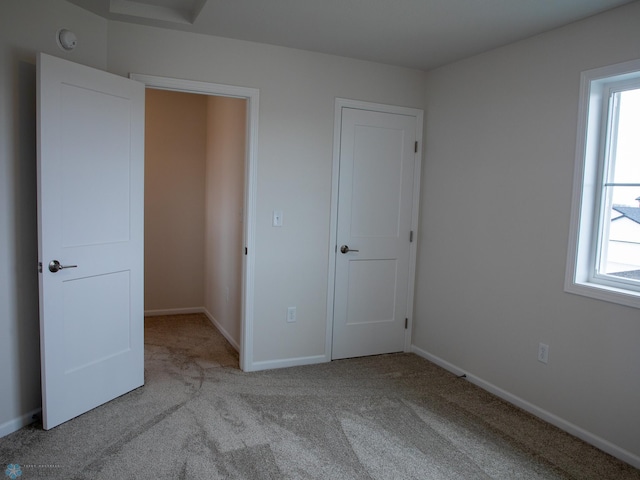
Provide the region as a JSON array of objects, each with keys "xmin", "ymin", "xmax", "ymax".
[
  {"xmin": 340, "ymin": 245, "xmax": 359, "ymax": 254},
  {"xmin": 48, "ymin": 260, "xmax": 78, "ymax": 273}
]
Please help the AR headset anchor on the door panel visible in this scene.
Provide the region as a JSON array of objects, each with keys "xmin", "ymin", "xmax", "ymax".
[
  {"xmin": 37, "ymin": 53, "xmax": 145, "ymax": 429},
  {"xmin": 62, "ymin": 271, "xmax": 131, "ymax": 373},
  {"xmin": 346, "ymin": 259, "xmax": 397, "ymax": 325},
  {"xmin": 332, "ymin": 107, "xmax": 417, "ymax": 360},
  {"xmin": 59, "ymin": 83, "xmax": 132, "ymax": 247},
  {"xmin": 351, "ymin": 125, "xmax": 405, "ymax": 238}
]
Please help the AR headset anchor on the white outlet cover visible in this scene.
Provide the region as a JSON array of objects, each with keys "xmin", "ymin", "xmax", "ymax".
[
  {"xmin": 273, "ymin": 210, "xmax": 283, "ymax": 227},
  {"xmin": 538, "ymin": 343, "xmax": 549, "ymax": 364}
]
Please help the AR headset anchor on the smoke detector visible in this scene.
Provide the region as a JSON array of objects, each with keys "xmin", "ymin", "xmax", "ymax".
[{"xmin": 56, "ymin": 29, "xmax": 77, "ymax": 51}]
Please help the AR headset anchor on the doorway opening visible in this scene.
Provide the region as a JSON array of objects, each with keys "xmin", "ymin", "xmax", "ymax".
[
  {"xmin": 144, "ymin": 88, "xmax": 244, "ymax": 366},
  {"xmin": 131, "ymin": 74, "xmax": 259, "ymax": 372}
]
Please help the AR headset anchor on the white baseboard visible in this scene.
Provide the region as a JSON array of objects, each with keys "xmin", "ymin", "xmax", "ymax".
[
  {"xmin": 202, "ymin": 308, "xmax": 240, "ymax": 352},
  {"xmin": 410, "ymin": 344, "xmax": 640, "ymax": 470},
  {"xmin": 0, "ymin": 408, "xmax": 40, "ymax": 438},
  {"xmin": 249, "ymin": 354, "xmax": 329, "ymax": 372},
  {"xmin": 144, "ymin": 307, "xmax": 205, "ymax": 317}
]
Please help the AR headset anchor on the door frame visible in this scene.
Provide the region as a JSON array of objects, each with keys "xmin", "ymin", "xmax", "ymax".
[
  {"xmin": 326, "ymin": 98, "xmax": 423, "ymax": 358},
  {"xmin": 130, "ymin": 73, "xmax": 259, "ymax": 372}
]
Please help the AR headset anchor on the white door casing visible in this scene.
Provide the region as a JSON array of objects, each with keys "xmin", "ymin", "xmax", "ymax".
[
  {"xmin": 129, "ymin": 73, "xmax": 260, "ymax": 372},
  {"xmin": 37, "ymin": 53, "xmax": 145, "ymax": 429},
  {"xmin": 330, "ymin": 101, "xmax": 422, "ymax": 360}
]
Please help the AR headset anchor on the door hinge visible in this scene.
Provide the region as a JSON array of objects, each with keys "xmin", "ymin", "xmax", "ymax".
[
  {"xmin": 38, "ymin": 262, "xmax": 42, "ymax": 273},
  {"xmin": 244, "ymin": 247, "xmax": 248, "ymax": 255},
  {"xmin": 414, "ymin": 141, "xmax": 418, "ymax": 153},
  {"xmin": 405, "ymin": 318, "xmax": 408, "ymax": 329},
  {"xmin": 409, "ymin": 230, "xmax": 413, "ymax": 243}
]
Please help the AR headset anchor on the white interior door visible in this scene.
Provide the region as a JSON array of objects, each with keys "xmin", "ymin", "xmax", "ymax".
[
  {"xmin": 332, "ymin": 106, "xmax": 418, "ymax": 360},
  {"xmin": 37, "ymin": 53, "xmax": 145, "ymax": 429}
]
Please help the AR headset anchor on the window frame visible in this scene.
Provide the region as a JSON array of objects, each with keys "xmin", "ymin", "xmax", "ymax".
[{"xmin": 565, "ymin": 58, "xmax": 640, "ymax": 309}]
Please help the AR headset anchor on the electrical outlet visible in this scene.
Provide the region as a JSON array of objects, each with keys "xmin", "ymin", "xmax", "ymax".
[
  {"xmin": 287, "ymin": 306, "xmax": 296, "ymax": 323},
  {"xmin": 538, "ymin": 343, "xmax": 549, "ymax": 364},
  {"xmin": 273, "ymin": 210, "xmax": 283, "ymax": 227}
]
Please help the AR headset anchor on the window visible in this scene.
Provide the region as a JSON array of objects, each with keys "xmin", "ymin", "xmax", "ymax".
[{"xmin": 566, "ymin": 59, "xmax": 640, "ymax": 308}]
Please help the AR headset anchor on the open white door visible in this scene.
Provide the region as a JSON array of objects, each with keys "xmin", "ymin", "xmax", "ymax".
[
  {"xmin": 332, "ymin": 106, "xmax": 419, "ymax": 360},
  {"xmin": 37, "ymin": 53, "xmax": 145, "ymax": 429}
]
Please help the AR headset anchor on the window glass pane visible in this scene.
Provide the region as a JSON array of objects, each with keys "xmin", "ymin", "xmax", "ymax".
[
  {"xmin": 599, "ymin": 88, "xmax": 640, "ymax": 281},
  {"xmin": 600, "ymin": 186, "xmax": 640, "ymax": 279},
  {"xmin": 610, "ymin": 88, "xmax": 640, "ymax": 186}
]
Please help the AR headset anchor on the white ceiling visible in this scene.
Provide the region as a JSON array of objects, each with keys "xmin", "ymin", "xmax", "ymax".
[{"xmin": 67, "ymin": 0, "xmax": 636, "ymax": 71}]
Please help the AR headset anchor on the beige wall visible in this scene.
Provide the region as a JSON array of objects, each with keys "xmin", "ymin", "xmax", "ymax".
[
  {"xmin": 106, "ymin": 21, "xmax": 428, "ymax": 366},
  {"xmin": 144, "ymin": 89, "xmax": 206, "ymax": 311},
  {"xmin": 204, "ymin": 96, "xmax": 246, "ymax": 348},
  {"xmin": 414, "ymin": 1, "xmax": 640, "ymax": 464}
]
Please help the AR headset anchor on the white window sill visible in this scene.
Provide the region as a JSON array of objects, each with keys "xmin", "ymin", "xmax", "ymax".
[{"xmin": 565, "ymin": 279, "xmax": 640, "ymax": 309}]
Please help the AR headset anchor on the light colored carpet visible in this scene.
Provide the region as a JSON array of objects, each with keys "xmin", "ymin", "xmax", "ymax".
[{"xmin": 1, "ymin": 313, "xmax": 638, "ymax": 479}]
